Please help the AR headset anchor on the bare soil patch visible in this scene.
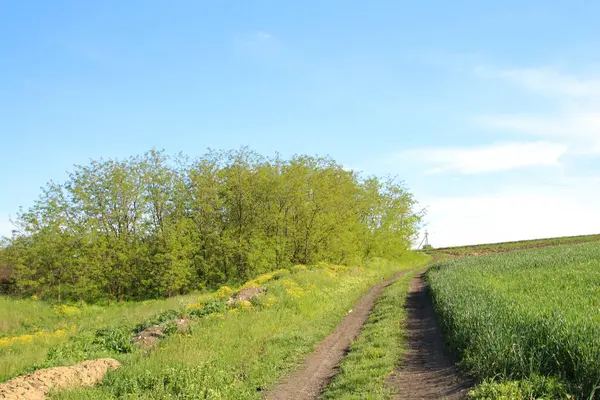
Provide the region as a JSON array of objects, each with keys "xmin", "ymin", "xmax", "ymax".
[
  {"xmin": 388, "ymin": 272, "xmax": 471, "ymax": 399},
  {"xmin": 131, "ymin": 318, "xmax": 190, "ymax": 349},
  {"xmin": 227, "ymin": 286, "xmax": 265, "ymax": 306},
  {"xmin": 265, "ymin": 269, "xmax": 409, "ymax": 400},
  {"xmin": 0, "ymin": 358, "xmax": 120, "ymax": 400}
]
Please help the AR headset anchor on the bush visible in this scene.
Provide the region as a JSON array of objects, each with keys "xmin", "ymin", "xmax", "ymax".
[
  {"xmin": 188, "ymin": 299, "xmax": 227, "ymax": 318},
  {"xmin": 93, "ymin": 327, "xmax": 134, "ymax": 354}
]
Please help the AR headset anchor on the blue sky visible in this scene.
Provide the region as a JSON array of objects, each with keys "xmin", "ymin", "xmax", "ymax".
[{"xmin": 2, "ymin": 1, "xmax": 600, "ymax": 246}]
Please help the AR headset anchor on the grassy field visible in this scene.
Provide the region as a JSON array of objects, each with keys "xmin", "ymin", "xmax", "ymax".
[
  {"xmin": 0, "ymin": 293, "xmax": 206, "ymax": 382},
  {"xmin": 322, "ymin": 269, "xmax": 420, "ymax": 399},
  {"xmin": 428, "ymin": 233, "xmax": 600, "ymax": 256},
  {"xmin": 0, "ymin": 253, "xmax": 429, "ymax": 398},
  {"xmin": 428, "ymin": 241, "xmax": 600, "ymax": 399}
]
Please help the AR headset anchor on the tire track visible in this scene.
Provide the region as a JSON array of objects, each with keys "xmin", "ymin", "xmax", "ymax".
[
  {"xmin": 265, "ymin": 268, "xmax": 411, "ymax": 400},
  {"xmin": 387, "ymin": 272, "xmax": 472, "ymax": 399}
]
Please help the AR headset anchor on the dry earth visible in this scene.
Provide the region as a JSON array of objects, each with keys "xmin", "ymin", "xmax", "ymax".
[
  {"xmin": 388, "ymin": 272, "xmax": 471, "ymax": 399},
  {"xmin": 0, "ymin": 358, "xmax": 120, "ymax": 400}
]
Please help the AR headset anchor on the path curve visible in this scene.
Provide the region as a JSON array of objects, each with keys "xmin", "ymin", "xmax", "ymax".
[
  {"xmin": 388, "ymin": 272, "xmax": 471, "ymax": 399},
  {"xmin": 265, "ymin": 268, "xmax": 410, "ymax": 400}
]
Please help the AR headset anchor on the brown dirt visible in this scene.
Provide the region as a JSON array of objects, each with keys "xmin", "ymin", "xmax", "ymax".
[
  {"xmin": 0, "ymin": 358, "xmax": 120, "ymax": 400},
  {"xmin": 131, "ymin": 318, "xmax": 190, "ymax": 349},
  {"xmin": 227, "ymin": 286, "xmax": 265, "ymax": 306},
  {"xmin": 388, "ymin": 272, "xmax": 471, "ymax": 399},
  {"xmin": 264, "ymin": 269, "xmax": 409, "ymax": 400}
]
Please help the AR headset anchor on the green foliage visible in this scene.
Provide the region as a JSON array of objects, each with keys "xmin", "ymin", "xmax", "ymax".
[
  {"xmin": 428, "ymin": 242, "xmax": 600, "ymax": 398},
  {"xmin": 52, "ymin": 256, "xmax": 427, "ymax": 400},
  {"xmin": 272, "ymin": 269, "xmax": 291, "ymax": 280},
  {"xmin": 133, "ymin": 309, "xmax": 181, "ymax": 333},
  {"xmin": 0, "ymin": 292, "xmax": 197, "ymax": 382},
  {"xmin": 468, "ymin": 375, "xmax": 572, "ymax": 400},
  {"xmin": 92, "ymin": 328, "xmax": 134, "ymax": 354},
  {"xmin": 188, "ymin": 299, "xmax": 227, "ymax": 318},
  {"xmin": 31, "ymin": 327, "xmax": 134, "ymax": 372},
  {"xmin": 4, "ymin": 148, "xmax": 422, "ymax": 301},
  {"xmin": 36, "ymin": 333, "xmax": 100, "ymax": 369}
]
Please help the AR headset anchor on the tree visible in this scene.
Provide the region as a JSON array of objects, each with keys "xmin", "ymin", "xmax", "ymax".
[{"xmin": 4, "ymin": 148, "xmax": 423, "ymax": 301}]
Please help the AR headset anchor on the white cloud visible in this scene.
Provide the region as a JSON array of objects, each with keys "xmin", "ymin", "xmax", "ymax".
[
  {"xmin": 405, "ymin": 65, "xmax": 600, "ymax": 248},
  {"xmin": 479, "ymin": 111, "xmax": 600, "ymax": 155},
  {"xmin": 402, "ymin": 141, "xmax": 567, "ymax": 174},
  {"xmin": 477, "ymin": 112, "xmax": 600, "ymax": 154},
  {"xmin": 420, "ymin": 182, "xmax": 600, "ymax": 247},
  {"xmin": 475, "ymin": 66, "xmax": 600, "ymax": 154}
]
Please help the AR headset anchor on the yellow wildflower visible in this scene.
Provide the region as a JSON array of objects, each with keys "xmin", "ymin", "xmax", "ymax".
[
  {"xmin": 52, "ymin": 304, "xmax": 81, "ymax": 317},
  {"xmin": 216, "ymin": 285, "xmax": 233, "ymax": 299},
  {"xmin": 281, "ymin": 279, "xmax": 305, "ymax": 298},
  {"xmin": 263, "ymin": 295, "xmax": 278, "ymax": 307},
  {"xmin": 0, "ymin": 329, "xmax": 68, "ymax": 347},
  {"xmin": 187, "ymin": 302, "xmax": 202, "ymax": 310},
  {"xmin": 239, "ymin": 300, "xmax": 253, "ymax": 309}
]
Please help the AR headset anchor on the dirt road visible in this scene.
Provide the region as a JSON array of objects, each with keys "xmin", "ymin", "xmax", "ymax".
[
  {"xmin": 265, "ymin": 269, "xmax": 410, "ymax": 400},
  {"xmin": 388, "ymin": 272, "xmax": 471, "ymax": 399}
]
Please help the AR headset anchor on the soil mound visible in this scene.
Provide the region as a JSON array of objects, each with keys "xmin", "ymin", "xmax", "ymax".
[
  {"xmin": 0, "ymin": 358, "xmax": 120, "ymax": 400},
  {"xmin": 227, "ymin": 286, "xmax": 265, "ymax": 306},
  {"xmin": 131, "ymin": 318, "xmax": 190, "ymax": 349}
]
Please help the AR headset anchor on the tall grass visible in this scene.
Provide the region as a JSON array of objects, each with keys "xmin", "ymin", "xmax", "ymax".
[
  {"xmin": 51, "ymin": 254, "xmax": 429, "ymax": 399},
  {"xmin": 0, "ymin": 294, "xmax": 199, "ymax": 382},
  {"xmin": 428, "ymin": 242, "xmax": 600, "ymax": 398}
]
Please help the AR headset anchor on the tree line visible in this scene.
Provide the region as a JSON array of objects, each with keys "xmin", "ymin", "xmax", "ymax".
[{"xmin": 0, "ymin": 149, "xmax": 423, "ymax": 301}]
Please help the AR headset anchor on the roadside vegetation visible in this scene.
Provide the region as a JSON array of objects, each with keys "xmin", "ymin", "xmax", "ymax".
[
  {"xmin": 44, "ymin": 255, "xmax": 428, "ymax": 399},
  {"xmin": 428, "ymin": 241, "xmax": 600, "ymax": 399},
  {"xmin": 321, "ymin": 270, "xmax": 419, "ymax": 399},
  {"xmin": 0, "ymin": 148, "xmax": 426, "ymax": 398},
  {"xmin": 0, "ymin": 293, "xmax": 197, "ymax": 382}
]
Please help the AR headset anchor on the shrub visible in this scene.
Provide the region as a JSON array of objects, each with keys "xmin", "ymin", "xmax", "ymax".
[
  {"xmin": 188, "ymin": 299, "xmax": 227, "ymax": 318},
  {"xmin": 93, "ymin": 327, "xmax": 134, "ymax": 354}
]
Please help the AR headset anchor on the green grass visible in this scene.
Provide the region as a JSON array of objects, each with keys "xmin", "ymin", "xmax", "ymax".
[
  {"xmin": 0, "ymin": 295, "xmax": 202, "ymax": 337},
  {"xmin": 0, "ymin": 253, "xmax": 430, "ymax": 399},
  {"xmin": 429, "ymin": 233, "xmax": 600, "ymax": 256},
  {"xmin": 321, "ymin": 269, "xmax": 419, "ymax": 399},
  {"xmin": 427, "ymin": 242, "xmax": 600, "ymax": 399},
  {"xmin": 0, "ymin": 293, "xmax": 205, "ymax": 382}
]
